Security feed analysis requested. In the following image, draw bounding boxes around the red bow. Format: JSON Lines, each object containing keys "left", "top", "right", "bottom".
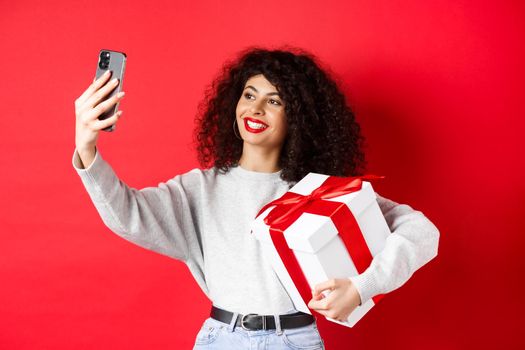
{"left": 258, "top": 175, "right": 384, "bottom": 226}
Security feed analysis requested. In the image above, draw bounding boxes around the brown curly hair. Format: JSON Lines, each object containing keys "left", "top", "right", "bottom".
{"left": 194, "top": 46, "right": 366, "bottom": 184}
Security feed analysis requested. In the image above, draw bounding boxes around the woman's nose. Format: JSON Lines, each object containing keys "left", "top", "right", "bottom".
{"left": 249, "top": 101, "right": 265, "bottom": 115}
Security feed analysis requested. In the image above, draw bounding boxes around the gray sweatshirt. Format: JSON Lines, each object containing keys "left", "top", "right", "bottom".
{"left": 72, "top": 148, "right": 439, "bottom": 315}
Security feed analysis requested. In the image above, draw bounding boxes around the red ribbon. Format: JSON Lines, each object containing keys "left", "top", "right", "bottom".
{"left": 255, "top": 174, "right": 385, "bottom": 320}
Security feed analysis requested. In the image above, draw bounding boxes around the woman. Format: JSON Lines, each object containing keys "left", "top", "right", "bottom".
{"left": 73, "top": 47, "right": 439, "bottom": 349}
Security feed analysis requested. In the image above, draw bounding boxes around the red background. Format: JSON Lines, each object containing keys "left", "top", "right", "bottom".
{"left": 1, "top": 0, "right": 523, "bottom": 349}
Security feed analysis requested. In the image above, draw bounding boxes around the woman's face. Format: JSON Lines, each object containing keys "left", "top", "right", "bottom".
{"left": 235, "top": 74, "right": 287, "bottom": 151}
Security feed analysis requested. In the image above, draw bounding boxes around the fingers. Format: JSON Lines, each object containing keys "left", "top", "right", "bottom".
{"left": 308, "top": 279, "right": 358, "bottom": 322}
{"left": 308, "top": 291, "right": 333, "bottom": 311}
{"left": 92, "top": 110, "right": 123, "bottom": 131}
{"left": 307, "top": 298, "right": 324, "bottom": 311}
{"left": 313, "top": 278, "right": 338, "bottom": 295}
{"left": 315, "top": 309, "right": 348, "bottom": 322}
{"left": 83, "top": 76, "right": 120, "bottom": 110}
{"left": 76, "top": 70, "right": 112, "bottom": 109}
{"left": 309, "top": 278, "right": 342, "bottom": 311}
{"left": 308, "top": 294, "right": 348, "bottom": 322}
{"left": 84, "top": 91, "right": 126, "bottom": 122}
{"left": 312, "top": 293, "right": 325, "bottom": 301}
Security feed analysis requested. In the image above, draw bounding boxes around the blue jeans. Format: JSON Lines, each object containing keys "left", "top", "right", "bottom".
{"left": 192, "top": 314, "right": 325, "bottom": 350}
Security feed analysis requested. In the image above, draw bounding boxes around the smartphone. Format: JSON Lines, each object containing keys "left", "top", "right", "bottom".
{"left": 94, "top": 49, "right": 127, "bottom": 132}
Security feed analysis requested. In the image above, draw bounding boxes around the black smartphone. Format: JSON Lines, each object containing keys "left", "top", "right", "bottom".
{"left": 95, "top": 49, "right": 127, "bottom": 132}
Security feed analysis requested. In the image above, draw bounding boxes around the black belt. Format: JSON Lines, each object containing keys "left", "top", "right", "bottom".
{"left": 211, "top": 305, "right": 314, "bottom": 331}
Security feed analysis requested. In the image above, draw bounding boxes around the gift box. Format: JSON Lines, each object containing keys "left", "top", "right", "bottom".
{"left": 251, "top": 173, "right": 391, "bottom": 327}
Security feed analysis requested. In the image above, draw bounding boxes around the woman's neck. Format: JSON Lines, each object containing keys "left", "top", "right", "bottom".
{"left": 238, "top": 143, "right": 282, "bottom": 173}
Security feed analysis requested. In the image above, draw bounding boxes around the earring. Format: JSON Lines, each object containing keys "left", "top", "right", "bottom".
{"left": 233, "top": 119, "right": 243, "bottom": 140}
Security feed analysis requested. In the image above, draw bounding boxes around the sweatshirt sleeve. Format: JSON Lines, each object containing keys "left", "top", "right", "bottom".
{"left": 348, "top": 193, "right": 440, "bottom": 304}
{"left": 72, "top": 147, "right": 198, "bottom": 262}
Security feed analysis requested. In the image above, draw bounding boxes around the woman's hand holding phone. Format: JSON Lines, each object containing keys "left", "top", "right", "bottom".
{"left": 74, "top": 70, "right": 125, "bottom": 168}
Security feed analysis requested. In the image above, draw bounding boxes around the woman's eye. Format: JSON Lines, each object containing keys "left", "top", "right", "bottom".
{"left": 269, "top": 99, "right": 282, "bottom": 106}
{"left": 244, "top": 93, "right": 254, "bottom": 100}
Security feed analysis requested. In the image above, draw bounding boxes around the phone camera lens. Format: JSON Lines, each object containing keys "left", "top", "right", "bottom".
{"left": 98, "top": 51, "right": 111, "bottom": 70}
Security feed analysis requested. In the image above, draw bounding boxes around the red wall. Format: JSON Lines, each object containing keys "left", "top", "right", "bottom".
{"left": 1, "top": 0, "right": 523, "bottom": 349}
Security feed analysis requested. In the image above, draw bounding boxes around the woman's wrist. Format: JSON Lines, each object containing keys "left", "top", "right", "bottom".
{"left": 76, "top": 145, "right": 96, "bottom": 169}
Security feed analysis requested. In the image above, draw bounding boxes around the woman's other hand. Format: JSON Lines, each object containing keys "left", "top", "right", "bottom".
{"left": 307, "top": 278, "right": 361, "bottom": 322}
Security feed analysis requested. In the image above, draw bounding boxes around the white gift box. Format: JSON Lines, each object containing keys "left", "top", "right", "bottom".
{"left": 251, "top": 173, "right": 391, "bottom": 327}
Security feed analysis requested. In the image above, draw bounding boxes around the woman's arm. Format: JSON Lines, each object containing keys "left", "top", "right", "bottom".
{"left": 348, "top": 194, "right": 440, "bottom": 303}
{"left": 308, "top": 193, "right": 440, "bottom": 321}
{"left": 73, "top": 147, "right": 199, "bottom": 262}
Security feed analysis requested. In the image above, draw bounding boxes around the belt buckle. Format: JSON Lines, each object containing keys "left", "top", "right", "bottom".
{"left": 240, "top": 313, "right": 259, "bottom": 331}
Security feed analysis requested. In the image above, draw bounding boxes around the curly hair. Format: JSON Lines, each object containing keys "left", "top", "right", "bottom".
{"left": 194, "top": 46, "right": 366, "bottom": 184}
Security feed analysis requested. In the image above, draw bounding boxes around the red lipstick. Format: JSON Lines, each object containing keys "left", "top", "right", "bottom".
{"left": 243, "top": 117, "right": 269, "bottom": 134}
